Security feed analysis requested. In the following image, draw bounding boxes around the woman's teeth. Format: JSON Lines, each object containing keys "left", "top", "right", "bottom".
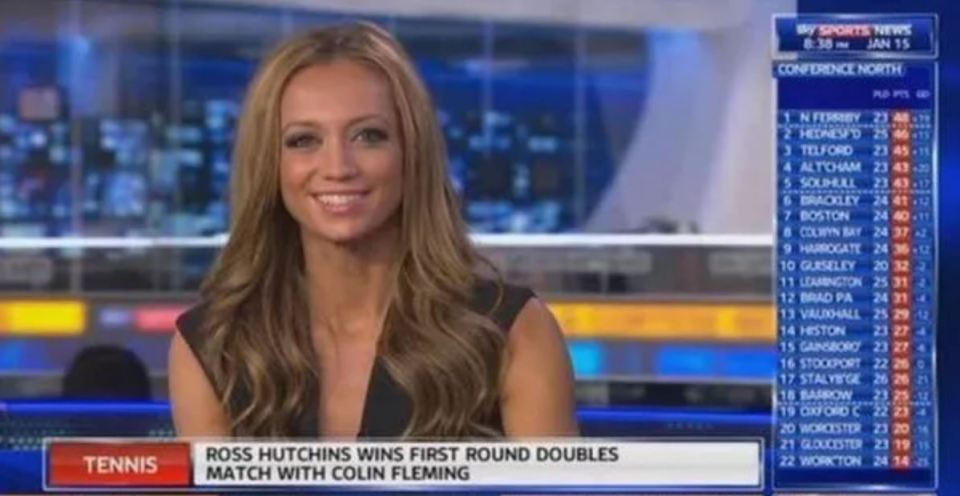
{"left": 313, "top": 193, "right": 364, "bottom": 207}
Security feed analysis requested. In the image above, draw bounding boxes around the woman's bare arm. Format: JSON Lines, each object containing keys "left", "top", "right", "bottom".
{"left": 500, "top": 298, "right": 579, "bottom": 437}
{"left": 168, "top": 331, "right": 230, "bottom": 437}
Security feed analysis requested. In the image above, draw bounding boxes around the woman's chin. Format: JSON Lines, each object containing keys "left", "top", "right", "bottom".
{"left": 303, "top": 221, "right": 377, "bottom": 246}
{"left": 298, "top": 210, "right": 400, "bottom": 248}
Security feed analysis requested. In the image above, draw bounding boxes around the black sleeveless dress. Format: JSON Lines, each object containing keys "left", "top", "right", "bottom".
{"left": 175, "top": 279, "right": 534, "bottom": 438}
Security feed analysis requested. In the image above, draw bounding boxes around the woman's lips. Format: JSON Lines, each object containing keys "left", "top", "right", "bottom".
{"left": 310, "top": 191, "right": 368, "bottom": 214}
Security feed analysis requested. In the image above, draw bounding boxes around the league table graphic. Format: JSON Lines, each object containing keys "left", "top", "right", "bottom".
{"left": 774, "top": 13, "right": 938, "bottom": 491}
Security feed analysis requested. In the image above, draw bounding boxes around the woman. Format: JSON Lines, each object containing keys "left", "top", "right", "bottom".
{"left": 169, "top": 22, "right": 578, "bottom": 439}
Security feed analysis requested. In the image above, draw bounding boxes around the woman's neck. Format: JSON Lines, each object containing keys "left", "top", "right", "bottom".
{"left": 301, "top": 224, "right": 400, "bottom": 339}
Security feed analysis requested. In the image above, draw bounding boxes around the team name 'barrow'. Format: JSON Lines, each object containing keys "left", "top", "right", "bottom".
{"left": 798, "top": 390, "right": 857, "bottom": 402}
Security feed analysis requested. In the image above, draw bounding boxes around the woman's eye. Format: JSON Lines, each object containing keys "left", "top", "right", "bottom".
{"left": 354, "top": 128, "right": 388, "bottom": 144}
{"left": 284, "top": 134, "right": 318, "bottom": 149}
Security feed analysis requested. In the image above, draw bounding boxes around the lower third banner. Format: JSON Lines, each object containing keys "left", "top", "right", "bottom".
{"left": 46, "top": 439, "right": 763, "bottom": 492}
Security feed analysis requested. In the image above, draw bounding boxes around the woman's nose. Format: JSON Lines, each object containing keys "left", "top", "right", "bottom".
{"left": 319, "top": 138, "right": 358, "bottom": 180}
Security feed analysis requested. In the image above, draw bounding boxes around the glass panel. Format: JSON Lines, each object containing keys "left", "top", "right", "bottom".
{"left": 173, "top": 3, "right": 284, "bottom": 289}
{"left": 582, "top": 29, "right": 649, "bottom": 223}
{"left": 0, "top": 0, "right": 74, "bottom": 291}
{"left": 0, "top": 0, "right": 73, "bottom": 236}
{"left": 394, "top": 18, "right": 484, "bottom": 200}
{"left": 487, "top": 24, "right": 576, "bottom": 232}
{"left": 76, "top": 0, "right": 171, "bottom": 290}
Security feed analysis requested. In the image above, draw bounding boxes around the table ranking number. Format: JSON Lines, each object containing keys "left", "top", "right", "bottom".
{"left": 773, "top": 15, "right": 937, "bottom": 491}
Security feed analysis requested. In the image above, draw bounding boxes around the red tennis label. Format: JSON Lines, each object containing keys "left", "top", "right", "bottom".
{"left": 47, "top": 441, "right": 191, "bottom": 487}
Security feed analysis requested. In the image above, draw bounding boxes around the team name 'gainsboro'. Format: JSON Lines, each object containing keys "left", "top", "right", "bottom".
{"left": 799, "top": 340, "right": 863, "bottom": 353}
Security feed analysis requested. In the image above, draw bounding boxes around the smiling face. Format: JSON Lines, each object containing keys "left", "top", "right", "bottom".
{"left": 279, "top": 59, "right": 404, "bottom": 245}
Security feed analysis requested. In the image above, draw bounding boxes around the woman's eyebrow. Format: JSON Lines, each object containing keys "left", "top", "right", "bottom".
{"left": 281, "top": 114, "right": 386, "bottom": 133}
{"left": 281, "top": 120, "right": 320, "bottom": 133}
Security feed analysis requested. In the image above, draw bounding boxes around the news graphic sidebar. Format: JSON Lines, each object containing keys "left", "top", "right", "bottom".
{"left": 773, "top": 14, "right": 937, "bottom": 492}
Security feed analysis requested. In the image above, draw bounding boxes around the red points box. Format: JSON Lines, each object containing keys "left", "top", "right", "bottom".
{"left": 47, "top": 441, "right": 191, "bottom": 487}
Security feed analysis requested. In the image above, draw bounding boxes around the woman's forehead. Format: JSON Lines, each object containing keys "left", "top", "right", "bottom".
{"left": 280, "top": 60, "right": 395, "bottom": 125}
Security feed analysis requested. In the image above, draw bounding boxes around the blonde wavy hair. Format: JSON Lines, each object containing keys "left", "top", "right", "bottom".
{"left": 197, "top": 22, "right": 505, "bottom": 438}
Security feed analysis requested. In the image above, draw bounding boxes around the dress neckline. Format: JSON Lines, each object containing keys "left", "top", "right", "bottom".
{"left": 297, "top": 357, "right": 380, "bottom": 438}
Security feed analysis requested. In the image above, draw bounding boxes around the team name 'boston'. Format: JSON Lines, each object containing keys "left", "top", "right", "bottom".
{"left": 799, "top": 210, "right": 851, "bottom": 222}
